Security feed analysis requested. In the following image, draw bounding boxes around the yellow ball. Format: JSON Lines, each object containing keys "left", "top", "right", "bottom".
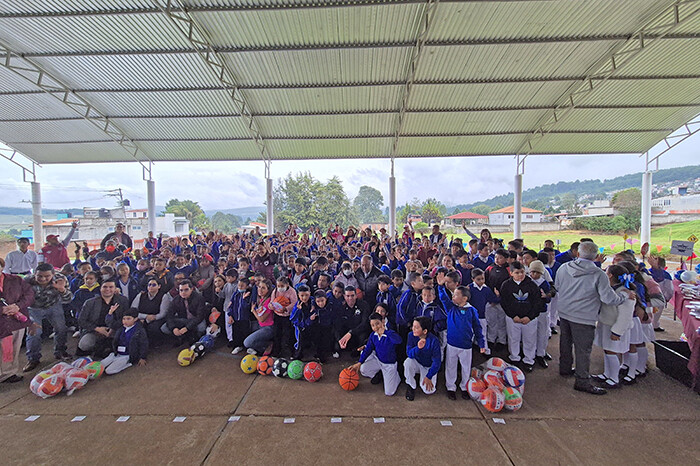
{"left": 178, "top": 348, "right": 195, "bottom": 367}
{"left": 240, "top": 354, "right": 259, "bottom": 374}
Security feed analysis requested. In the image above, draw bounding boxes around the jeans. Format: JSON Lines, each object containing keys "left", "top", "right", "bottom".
{"left": 26, "top": 302, "right": 67, "bottom": 362}
{"left": 244, "top": 324, "right": 275, "bottom": 354}
{"left": 559, "top": 318, "right": 596, "bottom": 384}
{"left": 161, "top": 319, "right": 206, "bottom": 337}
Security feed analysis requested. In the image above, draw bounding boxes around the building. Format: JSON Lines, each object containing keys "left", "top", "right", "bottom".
{"left": 651, "top": 191, "right": 700, "bottom": 224}
{"left": 239, "top": 222, "right": 268, "bottom": 234}
{"left": 442, "top": 211, "right": 488, "bottom": 227}
{"left": 407, "top": 214, "right": 422, "bottom": 224}
{"left": 581, "top": 200, "right": 617, "bottom": 217}
{"left": 488, "top": 206, "right": 543, "bottom": 225}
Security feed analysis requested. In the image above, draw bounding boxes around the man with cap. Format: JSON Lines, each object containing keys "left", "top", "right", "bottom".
{"left": 4, "top": 237, "right": 39, "bottom": 275}
{"left": 39, "top": 221, "right": 78, "bottom": 269}
{"left": 100, "top": 222, "right": 133, "bottom": 250}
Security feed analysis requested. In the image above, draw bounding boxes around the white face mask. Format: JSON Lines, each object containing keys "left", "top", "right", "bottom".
{"left": 238, "top": 288, "right": 247, "bottom": 293}
{"left": 102, "top": 274, "right": 111, "bottom": 281}
{"left": 277, "top": 286, "right": 288, "bottom": 293}
{"left": 343, "top": 269, "right": 352, "bottom": 276}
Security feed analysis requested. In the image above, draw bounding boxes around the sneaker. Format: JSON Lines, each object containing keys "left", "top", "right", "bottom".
{"left": 72, "top": 330, "right": 80, "bottom": 338}
{"left": 535, "top": 356, "right": 548, "bottom": 368}
{"left": 447, "top": 390, "right": 457, "bottom": 400}
{"left": 550, "top": 327, "right": 558, "bottom": 335}
{"left": 232, "top": 346, "right": 244, "bottom": 355}
{"left": 405, "top": 386, "right": 415, "bottom": 401}
{"left": 653, "top": 327, "right": 665, "bottom": 332}
{"left": 23, "top": 360, "right": 41, "bottom": 372}
{"left": 543, "top": 352, "right": 553, "bottom": 361}
{"left": 332, "top": 352, "right": 340, "bottom": 359}
{"left": 49, "top": 332, "right": 56, "bottom": 339}
{"left": 522, "top": 363, "right": 534, "bottom": 373}
{"left": 370, "top": 372, "right": 383, "bottom": 385}
{"left": 246, "top": 348, "right": 257, "bottom": 355}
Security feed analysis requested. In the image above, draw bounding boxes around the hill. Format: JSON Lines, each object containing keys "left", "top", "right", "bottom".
{"left": 204, "top": 206, "right": 265, "bottom": 222}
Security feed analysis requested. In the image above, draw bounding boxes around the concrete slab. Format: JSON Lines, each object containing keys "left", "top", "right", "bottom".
{"left": 1, "top": 349, "right": 255, "bottom": 416}
{"left": 0, "top": 414, "right": 224, "bottom": 465}
{"left": 235, "top": 361, "right": 483, "bottom": 418}
{"left": 206, "top": 416, "right": 510, "bottom": 465}
{"left": 491, "top": 419, "right": 700, "bottom": 465}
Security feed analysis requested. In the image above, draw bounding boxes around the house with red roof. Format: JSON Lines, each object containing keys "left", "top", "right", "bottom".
{"left": 488, "top": 206, "right": 543, "bottom": 225}
{"left": 442, "top": 211, "right": 488, "bottom": 227}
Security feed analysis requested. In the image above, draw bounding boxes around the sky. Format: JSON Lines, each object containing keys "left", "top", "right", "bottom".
{"left": 0, "top": 139, "right": 697, "bottom": 212}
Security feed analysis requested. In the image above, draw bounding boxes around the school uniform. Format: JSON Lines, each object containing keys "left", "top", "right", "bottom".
{"left": 102, "top": 321, "right": 148, "bottom": 375}
{"left": 404, "top": 333, "right": 441, "bottom": 394}
{"left": 484, "top": 264, "right": 510, "bottom": 345}
{"left": 396, "top": 286, "right": 420, "bottom": 367}
{"left": 471, "top": 255, "right": 494, "bottom": 272}
{"left": 499, "top": 277, "right": 543, "bottom": 366}
{"left": 438, "top": 286, "right": 485, "bottom": 392}
{"left": 376, "top": 289, "right": 397, "bottom": 324}
{"left": 414, "top": 300, "right": 447, "bottom": 355}
{"left": 468, "top": 282, "right": 499, "bottom": 356}
{"left": 312, "top": 302, "right": 336, "bottom": 360}
{"left": 531, "top": 277, "right": 552, "bottom": 358}
{"left": 358, "top": 329, "right": 402, "bottom": 396}
{"left": 227, "top": 288, "right": 252, "bottom": 348}
{"left": 290, "top": 300, "right": 315, "bottom": 358}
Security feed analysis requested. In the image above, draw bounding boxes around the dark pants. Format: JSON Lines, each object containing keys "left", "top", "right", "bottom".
{"left": 272, "top": 314, "right": 294, "bottom": 357}
{"left": 559, "top": 318, "right": 595, "bottom": 385}
{"left": 316, "top": 325, "right": 334, "bottom": 360}
{"left": 231, "top": 320, "right": 251, "bottom": 348}
{"left": 144, "top": 318, "right": 166, "bottom": 346}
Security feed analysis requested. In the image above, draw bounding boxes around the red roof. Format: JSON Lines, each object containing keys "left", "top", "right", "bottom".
{"left": 489, "top": 206, "right": 542, "bottom": 214}
{"left": 446, "top": 211, "right": 488, "bottom": 220}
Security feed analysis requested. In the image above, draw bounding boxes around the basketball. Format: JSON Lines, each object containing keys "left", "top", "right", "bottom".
{"left": 35, "top": 374, "right": 64, "bottom": 399}
{"left": 480, "top": 387, "right": 505, "bottom": 413}
{"left": 240, "top": 354, "right": 259, "bottom": 374}
{"left": 303, "top": 361, "right": 323, "bottom": 382}
{"left": 471, "top": 366, "right": 484, "bottom": 380}
{"left": 503, "top": 366, "right": 526, "bottom": 388}
{"left": 178, "top": 348, "right": 196, "bottom": 367}
{"left": 486, "top": 357, "right": 507, "bottom": 372}
{"left": 71, "top": 356, "right": 93, "bottom": 369}
{"left": 483, "top": 369, "right": 505, "bottom": 390}
{"left": 467, "top": 377, "right": 487, "bottom": 400}
{"left": 339, "top": 368, "right": 359, "bottom": 391}
{"left": 64, "top": 368, "right": 90, "bottom": 395}
{"left": 257, "top": 356, "right": 274, "bottom": 375}
{"left": 272, "top": 358, "right": 289, "bottom": 377}
{"left": 199, "top": 334, "right": 215, "bottom": 351}
{"left": 287, "top": 360, "right": 304, "bottom": 380}
{"left": 50, "top": 362, "right": 73, "bottom": 374}
{"left": 30, "top": 370, "right": 53, "bottom": 395}
{"left": 85, "top": 361, "right": 104, "bottom": 379}
{"left": 503, "top": 387, "right": 523, "bottom": 411}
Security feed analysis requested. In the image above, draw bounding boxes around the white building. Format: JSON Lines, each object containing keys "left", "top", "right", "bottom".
{"left": 581, "top": 199, "right": 617, "bottom": 217}
{"left": 488, "top": 206, "right": 543, "bottom": 225}
{"left": 652, "top": 192, "right": 700, "bottom": 214}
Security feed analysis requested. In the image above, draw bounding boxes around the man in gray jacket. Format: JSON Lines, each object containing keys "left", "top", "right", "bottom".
{"left": 554, "top": 241, "right": 631, "bottom": 395}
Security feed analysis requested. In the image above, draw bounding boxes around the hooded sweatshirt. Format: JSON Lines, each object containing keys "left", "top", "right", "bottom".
{"left": 554, "top": 258, "right": 627, "bottom": 326}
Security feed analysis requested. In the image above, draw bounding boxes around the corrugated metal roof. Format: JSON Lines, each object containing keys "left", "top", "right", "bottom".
{"left": 0, "top": 0, "right": 697, "bottom": 163}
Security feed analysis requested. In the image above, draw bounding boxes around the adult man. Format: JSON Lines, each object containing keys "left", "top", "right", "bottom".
{"left": 429, "top": 224, "right": 445, "bottom": 246}
{"left": 337, "top": 286, "right": 371, "bottom": 354}
{"left": 23, "top": 264, "right": 73, "bottom": 371}
{"left": 77, "top": 281, "right": 129, "bottom": 356}
{"left": 4, "top": 237, "right": 39, "bottom": 275}
{"left": 39, "top": 221, "right": 78, "bottom": 269}
{"left": 100, "top": 222, "right": 133, "bottom": 250}
{"left": 162, "top": 279, "right": 207, "bottom": 344}
{"left": 0, "top": 258, "right": 34, "bottom": 383}
{"left": 354, "top": 254, "right": 382, "bottom": 308}
{"left": 555, "top": 241, "right": 632, "bottom": 395}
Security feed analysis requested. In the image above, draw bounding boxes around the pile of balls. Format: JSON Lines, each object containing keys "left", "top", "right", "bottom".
{"left": 240, "top": 355, "right": 323, "bottom": 383}
{"left": 467, "top": 357, "right": 525, "bottom": 413}
{"left": 177, "top": 334, "right": 215, "bottom": 367}
{"left": 30, "top": 357, "right": 103, "bottom": 399}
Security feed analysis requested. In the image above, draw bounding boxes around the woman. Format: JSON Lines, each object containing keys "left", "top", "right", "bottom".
{"left": 243, "top": 278, "right": 275, "bottom": 356}
{"left": 132, "top": 278, "right": 166, "bottom": 344}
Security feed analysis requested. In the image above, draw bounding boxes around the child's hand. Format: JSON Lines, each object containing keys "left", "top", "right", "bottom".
{"left": 513, "top": 316, "right": 521, "bottom": 324}
{"left": 520, "top": 317, "right": 530, "bottom": 324}
{"left": 610, "top": 334, "right": 620, "bottom": 341}
{"left": 423, "top": 377, "right": 434, "bottom": 392}
{"left": 494, "top": 289, "right": 500, "bottom": 297}
{"left": 138, "top": 359, "right": 147, "bottom": 367}
{"left": 310, "top": 313, "right": 317, "bottom": 320}
{"left": 356, "top": 345, "right": 365, "bottom": 353}
{"left": 417, "top": 339, "right": 426, "bottom": 349}
{"left": 348, "top": 363, "right": 361, "bottom": 373}
{"left": 541, "top": 290, "right": 547, "bottom": 298}
{"left": 480, "top": 347, "right": 487, "bottom": 354}
{"left": 228, "top": 316, "right": 233, "bottom": 325}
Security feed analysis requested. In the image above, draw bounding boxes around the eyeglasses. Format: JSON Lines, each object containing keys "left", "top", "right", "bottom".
{"left": 147, "top": 283, "right": 159, "bottom": 287}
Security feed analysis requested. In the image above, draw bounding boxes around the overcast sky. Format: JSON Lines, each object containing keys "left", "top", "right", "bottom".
{"left": 0, "top": 138, "right": 696, "bottom": 212}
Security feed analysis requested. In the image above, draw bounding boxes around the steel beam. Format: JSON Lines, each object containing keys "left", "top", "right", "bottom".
{"left": 515, "top": 0, "right": 700, "bottom": 162}
{"left": 0, "top": 145, "right": 39, "bottom": 182}
{"left": 643, "top": 113, "right": 700, "bottom": 169}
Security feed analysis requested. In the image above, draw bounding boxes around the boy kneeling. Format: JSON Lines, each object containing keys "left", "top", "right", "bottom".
{"left": 404, "top": 316, "right": 442, "bottom": 401}
{"left": 348, "top": 312, "right": 402, "bottom": 396}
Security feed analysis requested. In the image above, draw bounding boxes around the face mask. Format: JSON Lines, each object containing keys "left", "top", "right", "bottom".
{"left": 106, "top": 245, "right": 116, "bottom": 253}
{"left": 238, "top": 288, "right": 247, "bottom": 293}
{"left": 102, "top": 274, "right": 111, "bottom": 280}
{"left": 277, "top": 287, "right": 288, "bottom": 293}
{"left": 137, "top": 265, "right": 148, "bottom": 272}
{"left": 343, "top": 269, "right": 352, "bottom": 276}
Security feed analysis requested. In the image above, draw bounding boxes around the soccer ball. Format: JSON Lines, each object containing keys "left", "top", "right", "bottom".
{"left": 240, "top": 354, "right": 259, "bottom": 374}
{"left": 503, "top": 366, "right": 525, "bottom": 388}
{"left": 71, "top": 357, "right": 93, "bottom": 369}
{"left": 471, "top": 366, "right": 484, "bottom": 381}
{"left": 30, "top": 370, "right": 53, "bottom": 395}
{"left": 50, "top": 362, "right": 73, "bottom": 375}
{"left": 198, "top": 334, "right": 215, "bottom": 351}
{"left": 480, "top": 387, "right": 505, "bottom": 413}
{"left": 287, "top": 360, "right": 304, "bottom": 380}
{"left": 272, "top": 358, "right": 289, "bottom": 378}
{"left": 257, "top": 356, "right": 274, "bottom": 375}
{"left": 486, "top": 357, "right": 507, "bottom": 372}
{"left": 85, "top": 361, "right": 104, "bottom": 379}
{"left": 303, "top": 362, "right": 323, "bottom": 382}
{"left": 178, "top": 348, "right": 196, "bottom": 367}
{"left": 35, "top": 374, "right": 64, "bottom": 399}
{"left": 192, "top": 343, "right": 206, "bottom": 359}
{"left": 64, "top": 368, "right": 90, "bottom": 395}
{"left": 467, "top": 377, "right": 487, "bottom": 400}
{"left": 483, "top": 369, "right": 505, "bottom": 390}
{"left": 503, "top": 387, "right": 523, "bottom": 411}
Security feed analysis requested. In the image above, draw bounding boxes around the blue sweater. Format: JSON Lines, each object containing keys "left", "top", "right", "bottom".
{"left": 406, "top": 333, "right": 442, "bottom": 379}
{"left": 376, "top": 290, "right": 397, "bottom": 320}
{"left": 227, "top": 289, "right": 252, "bottom": 321}
{"left": 471, "top": 255, "right": 494, "bottom": 271}
{"left": 397, "top": 287, "right": 420, "bottom": 327}
{"left": 468, "top": 283, "right": 499, "bottom": 319}
{"left": 359, "top": 329, "right": 402, "bottom": 364}
{"left": 414, "top": 300, "right": 447, "bottom": 333}
{"left": 438, "top": 285, "right": 485, "bottom": 350}
{"left": 290, "top": 300, "right": 314, "bottom": 330}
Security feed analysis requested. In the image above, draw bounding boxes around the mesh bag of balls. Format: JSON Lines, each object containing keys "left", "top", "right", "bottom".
{"left": 30, "top": 357, "right": 103, "bottom": 399}
{"left": 467, "top": 357, "right": 525, "bottom": 413}
{"left": 239, "top": 355, "right": 323, "bottom": 383}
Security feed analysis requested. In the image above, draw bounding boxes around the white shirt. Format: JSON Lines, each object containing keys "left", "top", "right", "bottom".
{"left": 4, "top": 249, "right": 39, "bottom": 274}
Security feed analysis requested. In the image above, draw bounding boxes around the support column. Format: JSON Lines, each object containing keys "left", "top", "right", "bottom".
{"left": 31, "top": 181, "right": 43, "bottom": 248}
{"left": 640, "top": 170, "right": 653, "bottom": 245}
{"left": 513, "top": 173, "right": 523, "bottom": 240}
{"left": 389, "top": 158, "right": 396, "bottom": 236}
{"left": 147, "top": 179, "right": 156, "bottom": 235}
{"left": 266, "top": 178, "right": 274, "bottom": 235}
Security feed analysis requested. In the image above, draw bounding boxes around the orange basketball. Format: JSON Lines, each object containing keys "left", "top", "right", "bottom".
{"left": 339, "top": 368, "right": 359, "bottom": 391}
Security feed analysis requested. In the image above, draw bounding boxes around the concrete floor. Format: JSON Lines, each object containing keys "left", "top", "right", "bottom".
{"left": 1, "top": 308, "right": 698, "bottom": 465}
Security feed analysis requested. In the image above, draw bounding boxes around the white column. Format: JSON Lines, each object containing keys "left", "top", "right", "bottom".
{"left": 513, "top": 173, "right": 523, "bottom": 239}
{"left": 31, "top": 181, "right": 43, "bottom": 249}
{"left": 640, "top": 170, "right": 653, "bottom": 245}
{"left": 266, "top": 178, "right": 274, "bottom": 234}
{"left": 147, "top": 179, "right": 156, "bottom": 235}
{"left": 389, "top": 175, "right": 396, "bottom": 236}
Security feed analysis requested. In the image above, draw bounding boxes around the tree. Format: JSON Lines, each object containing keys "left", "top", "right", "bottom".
{"left": 470, "top": 204, "right": 494, "bottom": 217}
{"left": 164, "top": 199, "right": 206, "bottom": 230}
{"left": 397, "top": 198, "right": 422, "bottom": 223}
{"left": 211, "top": 212, "right": 242, "bottom": 233}
{"left": 612, "top": 187, "right": 642, "bottom": 231}
{"left": 421, "top": 198, "right": 446, "bottom": 225}
{"left": 353, "top": 186, "right": 385, "bottom": 223}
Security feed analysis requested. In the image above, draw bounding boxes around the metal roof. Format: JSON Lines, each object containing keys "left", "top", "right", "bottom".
{"left": 0, "top": 0, "right": 698, "bottom": 164}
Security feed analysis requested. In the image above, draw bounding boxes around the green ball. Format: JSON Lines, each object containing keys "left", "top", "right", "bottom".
{"left": 287, "top": 360, "right": 304, "bottom": 380}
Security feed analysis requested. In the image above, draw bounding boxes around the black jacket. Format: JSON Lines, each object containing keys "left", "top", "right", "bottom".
{"left": 499, "top": 276, "right": 543, "bottom": 321}
{"left": 79, "top": 294, "right": 130, "bottom": 332}
{"left": 167, "top": 289, "right": 208, "bottom": 331}
{"left": 112, "top": 321, "right": 149, "bottom": 363}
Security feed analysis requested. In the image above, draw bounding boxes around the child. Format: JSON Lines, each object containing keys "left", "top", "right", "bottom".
{"left": 228, "top": 277, "right": 252, "bottom": 355}
{"left": 311, "top": 290, "right": 336, "bottom": 362}
{"left": 454, "top": 250, "right": 473, "bottom": 286}
{"left": 219, "top": 269, "right": 239, "bottom": 346}
{"left": 471, "top": 243, "right": 494, "bottom": 271}
{"left": 396, "top": 272, "right": 424, "bottom": 370}
{"left": 592, "top": 264, "right": 635, "bottom": 389}
{"left": 116, "top": 263, "right": 139, "bottom": 305}
{"left": 348, "top": 312, "right": 402, "bottom": 396}
{"left": 376, "top": 275, "right": 397, "bottom": 324}
{"left": 648, "top": 256, "right": 673, "bottom": 332}
{"left": 468, "top": 268, "right": 499, "bottom": 356}
{"left": 415, "top": 286, "right": 447, "bottom": 355}
{"left": 484, "top": 249, "right": 510, "bottom": 350}
{"left": 499, "top": 262, "right": 543, "bottom": 372}
{"left": 290, "top": 285, "right": 314, "bottom": 360}
{"left": 101, "top": 308, "right": 148, "bottom": 375}
{"left": 404, "top": 316, "right": 442, "bottom": 401}
{"left": 389, "top": 269, "right": 407, "bottom": 300}
{"left": 436, "top": 276, "right": 486, "bottom": 400}
{"left": 528, "top": 260, "right": 552, "bottom": 368}
{"left": 270, "top": 276, "right": 298, "bottom": 357}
